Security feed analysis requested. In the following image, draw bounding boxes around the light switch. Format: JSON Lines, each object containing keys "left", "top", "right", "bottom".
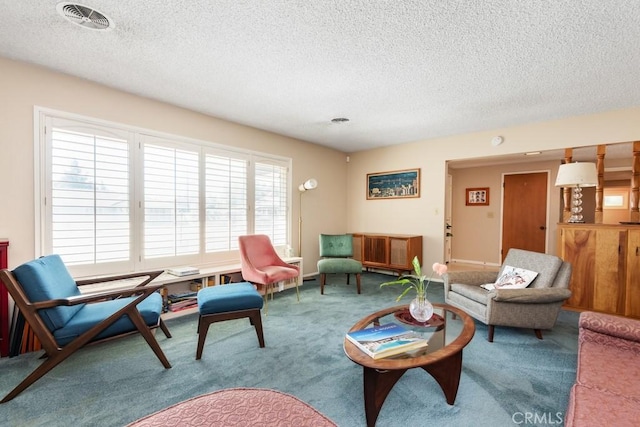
{"left": 487, "top": 212, "right": 494, "bottom": 219}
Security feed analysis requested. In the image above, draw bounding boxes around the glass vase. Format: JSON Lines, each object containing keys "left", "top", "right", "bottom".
{"left": 409, "top": 293, "right": 433, "bottom": 323}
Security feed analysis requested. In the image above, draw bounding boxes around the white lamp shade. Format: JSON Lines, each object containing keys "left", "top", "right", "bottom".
{"left": 555, "top": 162, "right": 598, "bottom": 188}
{"left": 298, "top": 178, "right": 318, "bottom": 192}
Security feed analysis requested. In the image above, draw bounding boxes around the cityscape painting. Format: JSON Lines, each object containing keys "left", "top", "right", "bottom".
{"left": 366, "top": 168, "right": 420, "bottom": 200}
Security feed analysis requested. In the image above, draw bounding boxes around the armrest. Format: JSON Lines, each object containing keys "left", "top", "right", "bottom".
{"left": 579, "top": 311, "right": 640, "bottom": 344}
{"left": 491, "top": 287, "right": 571, "bottom": 304}
{"left": 76, "top": 270, "right": 163, "bottom": 287}
{"left": 443, "top": 271, "right": 499, "bottom": 288}
{"left": 32, "top": 282, "right": 164, "bottom": 309}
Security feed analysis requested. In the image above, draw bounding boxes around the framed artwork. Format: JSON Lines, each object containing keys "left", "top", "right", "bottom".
{"left": 466, "top": 187, "right": 489, "bottom": 206}
{"left": 366, "top": 168, "right": 420, "bottom": 200}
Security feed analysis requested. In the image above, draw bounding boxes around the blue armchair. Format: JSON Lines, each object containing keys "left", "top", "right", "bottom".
{"left": 0, "top": 255, "right": 172, "bottom": 402}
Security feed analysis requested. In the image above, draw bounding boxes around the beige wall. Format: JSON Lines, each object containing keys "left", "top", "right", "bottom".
{"left": 0, "top": 57, "right": 347, "bottom": 274}
{"left": 3, "top": 56, "right": 640, "bottom": 275}
{"left": 347, "top": 108, "right": 640, "bottom": 268}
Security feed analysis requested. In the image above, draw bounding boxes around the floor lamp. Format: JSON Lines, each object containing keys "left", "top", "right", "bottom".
{"left": 555, "top": 162, "right": 598, "bottom": 223}
{"left": 298, "top": 178, "right": 318, "bottom": 257}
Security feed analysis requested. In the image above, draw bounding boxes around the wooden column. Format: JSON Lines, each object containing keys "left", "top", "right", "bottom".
{"left": 631, "top": 141, "right": 640, "bottom": 223}
{"left": 595, "top": 145, "right": 605, "bottom": 224}
{"left": 561, "top": 149, "right": 573, "bottom": 223}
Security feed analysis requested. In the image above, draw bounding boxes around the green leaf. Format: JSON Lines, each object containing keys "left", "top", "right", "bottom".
{"left": 412, "top": 256, "right": 421, "bottom": 276}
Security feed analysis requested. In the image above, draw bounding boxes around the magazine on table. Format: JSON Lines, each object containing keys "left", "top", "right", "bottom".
{"left": 345, "top": 323, "right": 428, "bottom": 359}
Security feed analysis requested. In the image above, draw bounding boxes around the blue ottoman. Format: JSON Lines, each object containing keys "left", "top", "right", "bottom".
{"left": 196, "top": 282, "right": 265, "bottom": 360}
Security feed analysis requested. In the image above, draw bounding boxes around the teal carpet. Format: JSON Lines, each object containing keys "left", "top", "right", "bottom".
{"left": 0, "top": 273, "right": 579, "bottom": 426}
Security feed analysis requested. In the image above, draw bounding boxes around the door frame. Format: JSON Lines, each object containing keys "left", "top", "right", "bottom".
{"left": 499, "top": 169, "right": 552, "bottom": 260}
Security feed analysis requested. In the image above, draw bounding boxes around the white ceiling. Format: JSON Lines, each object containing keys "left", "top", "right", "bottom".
{"left": 1, "top": 1, "right": 639, "bottom": 153}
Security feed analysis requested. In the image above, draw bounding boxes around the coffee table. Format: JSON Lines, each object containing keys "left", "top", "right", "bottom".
{"left": 343, "top": 303, "right": 475, "bottom": 427}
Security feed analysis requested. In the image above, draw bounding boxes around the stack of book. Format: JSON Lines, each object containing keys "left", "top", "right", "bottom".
{"left": 166, "top": 291, "right": 198, "bottom": 312}
{"left": 345, "top": 323, "right": 428, "bottom": 359}
{"left": 167, "top": 266, "right": 200, "bottom": 277}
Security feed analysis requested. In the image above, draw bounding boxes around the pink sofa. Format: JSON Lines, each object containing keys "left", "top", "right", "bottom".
{"left": 565, "top": 311, "right": 640, "bottom": 427}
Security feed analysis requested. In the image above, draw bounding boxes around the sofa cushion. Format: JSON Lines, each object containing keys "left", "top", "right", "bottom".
{"left": 317, "top": 258, "right": 362, "bottom": 274}
{"left": 577, "top": 329, "right": 640, "bottom": 402}
{"left": 319, "top": 234, "right": 354, "bottom": 257}
{"left": 53, "top": 292, "right": 163, "bottom": 347}
{"left": 450, "top": 283, "right": 489, "bottom": 305}
{"left": 566, "top": 383, "right": 640, "bottom": 427}
{"left": 13, "top": 254, "right": 84, "bottom": 332}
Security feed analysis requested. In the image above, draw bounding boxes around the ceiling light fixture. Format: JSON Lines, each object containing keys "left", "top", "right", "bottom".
{"left": 331, "top": 118, "right": 349, "bottom": 123}
{"left": 56, "top": 2, "right": 115, "bottom": 31}
{"left": 524, "top": 151, "right": 542, "bottom": 156}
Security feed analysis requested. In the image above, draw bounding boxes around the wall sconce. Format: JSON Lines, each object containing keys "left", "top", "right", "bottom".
{"left": 298, "top": 178, "right": 318, "bottom": 256}
{"left": 555, "top": 162, "right": 598, "bottom": 223}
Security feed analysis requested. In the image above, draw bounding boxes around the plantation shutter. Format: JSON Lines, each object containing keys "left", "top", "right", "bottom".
{"left": 143, "top": 142, "right": 200, "bottom": 259}
{"left": 255, "top": 160, "right": 288, "bottom": 246}
{"left": 49, "top": 126, "right": 131, "bottom": 266}
{"left": 205, "top": 153, "right": 248, "bottom": 252}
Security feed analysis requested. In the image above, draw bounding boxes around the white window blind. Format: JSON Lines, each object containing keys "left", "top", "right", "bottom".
{"left": 49, "top": 127, "right": 131, "bottom": 266}
{"left": 38, "top": 109, "right": 292, "bottom": 276}
{"left": 255, "top": 161, "right": 288, "bottom": 246}
{"left": 143, "top": 143, "right": 200, "bottom": 259}
{"left": 205, "top": 153, "right": 248, "bottom": 252}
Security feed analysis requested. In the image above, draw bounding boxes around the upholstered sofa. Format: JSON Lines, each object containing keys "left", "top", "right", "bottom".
{"left": 565, "top": 311, "right": 640, "bottom": 426}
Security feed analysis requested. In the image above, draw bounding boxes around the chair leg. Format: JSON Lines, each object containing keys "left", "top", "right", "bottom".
{"left": 159, "top": 318, "right": 172, "bottom": 338}
{"left": 263, "top": 285, "right": 269, "bottom": 315}
{"left": 534, "top": 329, "right": 543, "bottom": 340}
{"left": 320, "top": 273, "right": 326, "bottom": 294}
{"left": 488, "top": 325, "right": 495, "bottom": 342}
{"left": 1, "top": 350, "right": 69, "bottom": 403}
{"left": 196, "top": 316, "right": 211, "bottom": 360}
{"left": 356, "top": 273, "right": 361, "bottom": 294}
{"left": 295, "top": 279, "right": 300, "bottom": 302}
{"left": 128, "top": 310, "right": 172, "bottom": 369}
{"left": 249, "top": 310, "right": 265, "bottom": 348}
{"left": 346, "top": 274, "right": 351, "bottom": 285}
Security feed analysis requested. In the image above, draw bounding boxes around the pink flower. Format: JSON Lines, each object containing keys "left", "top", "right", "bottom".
{"left": 432, "top": 262, "right": 448, "bottom": 276}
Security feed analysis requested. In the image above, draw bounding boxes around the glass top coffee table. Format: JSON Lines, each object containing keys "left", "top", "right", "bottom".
{"left": 343, "top": 303, "right": 475, "bottom": 427}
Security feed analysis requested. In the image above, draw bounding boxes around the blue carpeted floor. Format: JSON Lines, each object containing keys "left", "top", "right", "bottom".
{"left": 0, "top": 272, "right": 579, "bottom": 426}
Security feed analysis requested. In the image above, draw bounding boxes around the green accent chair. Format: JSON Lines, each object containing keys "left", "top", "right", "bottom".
{"left": 317, "top": 234, "right": 363, "bottom": 294}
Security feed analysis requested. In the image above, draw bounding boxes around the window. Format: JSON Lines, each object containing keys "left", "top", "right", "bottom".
{"left": 38, "top": 110, "right": 291, "bottom": 276}
{"left": 205, "top": 152, "right": 248, "bottom": 252}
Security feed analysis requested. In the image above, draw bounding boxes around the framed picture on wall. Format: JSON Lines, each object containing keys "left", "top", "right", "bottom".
{"left": 366, "top": 168, "right": 420, "bottom": 200}
{"left": 466, "top": 187, "right": 489, "bottom": 206}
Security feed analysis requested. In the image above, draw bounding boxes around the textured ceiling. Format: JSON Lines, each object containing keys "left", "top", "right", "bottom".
{"left": 1, "top": 1, "right": 639, "bottom": 153}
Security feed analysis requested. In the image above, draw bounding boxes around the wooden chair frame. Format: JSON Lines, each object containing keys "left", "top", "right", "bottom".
{"left": 0, "top": 269, "right": 172, "bottom": 403}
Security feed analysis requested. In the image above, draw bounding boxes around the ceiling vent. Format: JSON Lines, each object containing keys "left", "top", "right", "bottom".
{"left": 56, "top": 2, "right": 114, "bottom": 31}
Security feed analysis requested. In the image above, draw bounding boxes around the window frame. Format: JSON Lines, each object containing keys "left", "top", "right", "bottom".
{"left": 35, "top": 107, "right": 293, "bottom": 277}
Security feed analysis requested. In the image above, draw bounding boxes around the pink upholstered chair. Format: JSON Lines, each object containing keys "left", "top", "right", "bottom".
{"left": 238, "top": 234, "right": 300, "bottom": 313}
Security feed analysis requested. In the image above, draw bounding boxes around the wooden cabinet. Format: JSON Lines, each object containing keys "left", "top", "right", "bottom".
{"left": 558, "top": 224, "right": 640, "bottom": 318}
{"left": 351, "top": 233, "right": 422, "bottom": 274}
{"left": 626, "top": 229, "right": 640, "bottom": 318}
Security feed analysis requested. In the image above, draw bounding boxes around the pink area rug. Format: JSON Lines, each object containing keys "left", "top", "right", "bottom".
{"left": 126, "top": 387, "right": 337, "bottom": 427}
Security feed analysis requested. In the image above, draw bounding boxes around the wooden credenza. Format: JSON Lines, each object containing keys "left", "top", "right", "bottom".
{"left": 557, "top": 223, "right": 640, "bottom": 318}
{"left": 351, "top": 233, "right": 422, "bottom": 275}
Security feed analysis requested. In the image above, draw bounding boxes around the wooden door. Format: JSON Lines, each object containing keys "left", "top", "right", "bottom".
{"left": 501, "top": 172, "right": 548, "bottom": 261}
